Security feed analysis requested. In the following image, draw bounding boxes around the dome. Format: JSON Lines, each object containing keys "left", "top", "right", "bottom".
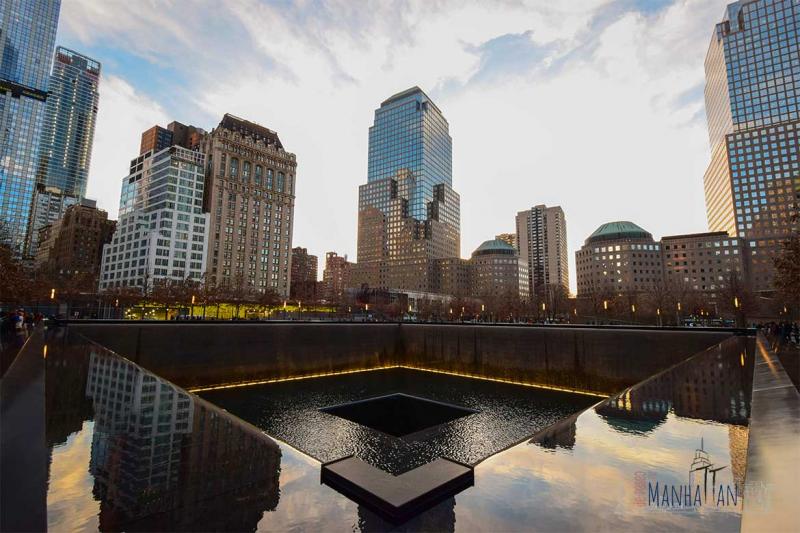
{"left": 585, "top": 221, "right": 652, "bottom": 245}
{"left": 472, "top": 238, "right": 517, "bottom": 257}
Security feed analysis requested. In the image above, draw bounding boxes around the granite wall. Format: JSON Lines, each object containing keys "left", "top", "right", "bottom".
{"left": 71, "top": 322, "right": 734, "bottom": 393}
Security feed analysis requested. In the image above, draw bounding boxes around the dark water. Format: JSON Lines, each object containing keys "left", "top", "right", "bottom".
{"left": 9, "top": 328, "right": 755, "bottom": 532}
{"left": 200, "top": 368, "right": 597, "bottom": 474}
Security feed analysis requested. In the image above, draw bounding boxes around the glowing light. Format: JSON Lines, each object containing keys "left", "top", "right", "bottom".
{"left": 50, "top": 288, "right": 56, "bottom": 300}
{"left": 734, "top": 296, "right": 740, "bottom": 309}
{"left": 740, "top": 353, "right": 745, "bottom": 367}
{"left": 43, "top": 345, "right": 48, "bottom": 359}
{"left": 631, "top": 304, "right": 636, "bottom": 313}
{"left": 677, "top": 302, "right": 681, "bottom": 311}
{"left": 603, "top": 300, "right": 608, "bottom": 310}
{"left": 189, "top": 364, "right": 608, "bottom": 398}
{"left": 188, "top": 365, "right": 399, "bottom": 392}
{"left": 191, "top": 295, "right": 196, "bottom": 304}
{"left": 656, "top": 308, "right": 661, "bottom": 315}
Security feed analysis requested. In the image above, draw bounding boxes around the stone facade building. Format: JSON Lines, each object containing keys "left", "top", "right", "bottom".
{"left": 660, "top": 231, "right": 748, "bottom": 295}
{"left": 470, "top": 239, "right": 529, "bottom": 301}
{"left": 36, "top": 199, "right": 115, "bottom": 277}
{"left": 201, "top": 114, "right": 296, "bottom": 297}
{"left": 575, "top": 221, "right": 663, "bottom": 296}
{"left": 322, "top": 252, "right": 352, "bottom": 303}
{"left": 290, "top": 247, "right": 318, "bottom": 302}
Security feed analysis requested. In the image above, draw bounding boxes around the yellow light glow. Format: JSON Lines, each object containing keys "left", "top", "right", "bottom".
{"left": 43, "top": 345, "right": 48, "bottom": 359}
{"left": 191, "top": 295, "right": 196, "bottom": 304}
{"left": 50, "top": 288, "right": 56, "bottom": 300}
{"left": 603, "top": 300, "right": 608, "bottom": 310}
{"left": 188, "top": 364, "right": 608, "bottom": 398}
{"left": 631, "top": 304, "right": 635, "bottom": 313}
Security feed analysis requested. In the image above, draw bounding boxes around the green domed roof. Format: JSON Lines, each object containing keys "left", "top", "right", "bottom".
{"left": 585, "top": 221, "right": 652, "bottom": 245}
{"left": 472, "top": 238, "right": 517, "bottom": 256}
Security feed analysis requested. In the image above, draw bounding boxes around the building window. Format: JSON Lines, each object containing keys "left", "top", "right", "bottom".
{"left": 230, "top": 158, "right": 239, "bottom": 178}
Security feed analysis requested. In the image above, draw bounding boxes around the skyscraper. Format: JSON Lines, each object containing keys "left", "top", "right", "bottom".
{"left": 703, "top": 0, "right": 799, "bottom": 293}
{"left": 0, "top": 0, "right": 61, "bottom": 254}
{"left": 27, "top": 47, "right": 101, "bottom": 257}
{"left": 99, "top": 145, "right": 209, "bottom": 291}
{"left": 201, "top": 114, "right": 296, "bottom": 297}
{"left": 516, "top": 205, "right": 569, "bottom": 295}
{"left": 355, "top": 87, "right": 460, "bottom": 294}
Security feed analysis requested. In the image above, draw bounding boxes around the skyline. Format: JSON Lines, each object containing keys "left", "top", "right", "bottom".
{"left": 57, "top": 0, "right": 730, "bottom": 291}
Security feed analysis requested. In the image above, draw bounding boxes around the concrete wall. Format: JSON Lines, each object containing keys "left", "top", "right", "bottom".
{"left": 71, "top": 322, "right": 733, "bottom": 393}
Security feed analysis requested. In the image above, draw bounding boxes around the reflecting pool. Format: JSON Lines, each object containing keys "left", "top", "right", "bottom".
{"left": 200, "top": 367, "right": 597, "bottom": 474}
{"left": 14, "top": 328, "right": 755, "bottom": 531}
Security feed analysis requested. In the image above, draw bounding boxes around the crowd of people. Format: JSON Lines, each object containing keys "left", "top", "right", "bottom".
{"left": 760, "top": 321, "right": 800, "bottom": 349}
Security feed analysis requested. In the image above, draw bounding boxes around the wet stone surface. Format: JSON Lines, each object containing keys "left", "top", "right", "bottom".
{"left": 200, "top": 368, "right": 597, "bottom": 474}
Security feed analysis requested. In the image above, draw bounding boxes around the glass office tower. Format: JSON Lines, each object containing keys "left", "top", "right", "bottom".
{"left": 356, "top": 87, "right": 460, "bottom": 293}
{"left": 0, "top": 0, "right": 61, "bottom": 255}
{"left": 26, "top": 47, "right": 101, "bottom": 257}
{"left": 367, "top": 86, "right": 453, "bottom": 220}
{"left": 703, "top": 0, "right": 799, "bottom": 293}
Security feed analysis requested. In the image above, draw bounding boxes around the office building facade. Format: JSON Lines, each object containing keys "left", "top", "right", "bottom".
{"left": 661, "top": 231, "right": 748, "bottom": 295}
{"left": 27, "top": 47, "right": 101, "bottom": 257}
{"left": 516, "top": 205, "right": 569, "bottom": 295}
{"left": 36, "top": 199, "right": 114, "bottom": 277}
{"left": 322, "top": 251, "right": 351, "bottom": 303}
{"left": 703, "top": 0, "right": 799, "bottom": 293}
{"left": 0, "top": 0, "right": 61, "bottom": 254}
{"left": 575, "top": 221, "right": 663, "bottom": 296}
{"left": 99, "top": 145, "right": 209, "bottom": 291}
{"left": 470, "top": 239, "right": 529, "bottom": 301}
{"left": 355, "top": 87, "right": 460, "bottom": 294}
{"left": 201, "top": 114, "right": 296, "bottom": 297}
{"left": 290, "top": 247, "right": 318, "bottom": 301}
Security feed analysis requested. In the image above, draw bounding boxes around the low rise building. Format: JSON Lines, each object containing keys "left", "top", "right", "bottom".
{"left": 36, "top": 199, "right": 115, "bottom": 277}
{"left": 575, "top": 221, "right": 662, "bottom": 296}
{"left": 470, "top": 239, "right": 529, "bottom": 301}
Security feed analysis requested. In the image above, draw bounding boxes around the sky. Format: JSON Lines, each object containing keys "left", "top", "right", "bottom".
{"left": 56, "top": 0, "right": 728, "bottom": 291}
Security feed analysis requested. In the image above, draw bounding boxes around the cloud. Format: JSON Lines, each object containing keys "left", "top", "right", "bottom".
{"left": 59, "top": 0, "right": 726, "bottom": 289}
{"left": 84, "top": 75, "right": 169, "bottom": 218}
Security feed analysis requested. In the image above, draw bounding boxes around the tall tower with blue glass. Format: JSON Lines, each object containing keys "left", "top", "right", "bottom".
{"left": 26, "top": 47, "right": 101, "bottom": 257}
{"left": 703, "top": 0, "right": 799, "bottom": 293}
{"left": 0, "top": 0, "right": 61, "bottom": 255}
{"left": 357, "top": 87, "right": 461, "bottom": 293}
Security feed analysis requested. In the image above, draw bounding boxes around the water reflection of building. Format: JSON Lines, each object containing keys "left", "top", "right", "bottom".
{"left": 85, "top": 350, "right": 281, "bottom": 530}
{"left": 594, "top": 339, "right": 752, "bottom": 433}
{"left": 532, "top": 411, "right": 579, "bottom": 450}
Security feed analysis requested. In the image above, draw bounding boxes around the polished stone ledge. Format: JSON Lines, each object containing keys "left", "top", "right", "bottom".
{"left": 741, "top": 334, "right": 800, "bottom": 533}
{"left": 321, "top": 455, "right": 474, "bottom": 523}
